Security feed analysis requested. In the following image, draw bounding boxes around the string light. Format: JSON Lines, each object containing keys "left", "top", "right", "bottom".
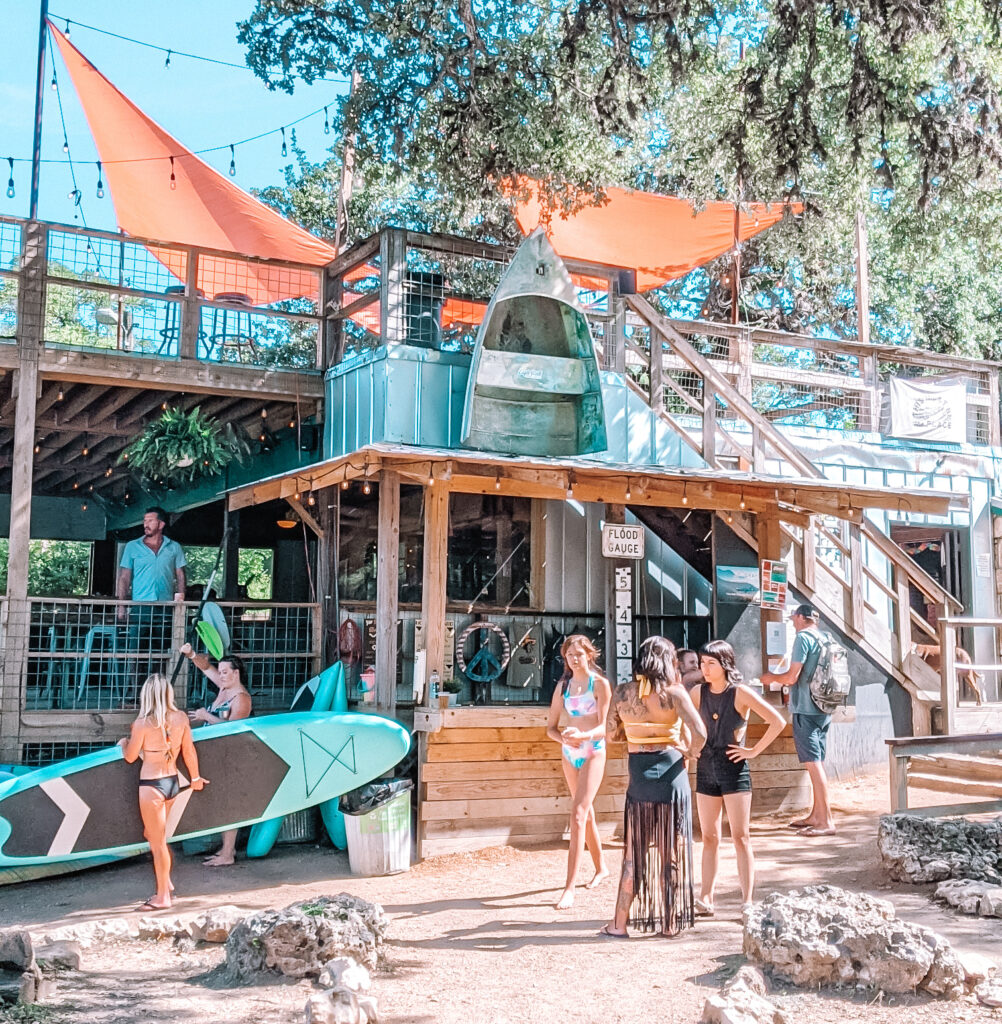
{"left": 104, "top": 467, "right": 113, "bottom": 477}
{"left": 229, "top": 144, "right": 236, "bottom": 176}
{"left": 681, "top": 483, "right": 689, "bottom": 505}
{"left": 95, "top": 161, "right": 104, "bottom": 199}
{"left": 33, "top": 443, "right": 40, "bottom": 455}
{"left": 68, "top": 187, "right": 81, "bottom": 205}
{"left": 81, "top": 502, "right": 88, "bottom": 511}
{"left": 566, "top": 472, "right": 574, "bottom": 499}
{"left": 495, "top": 471, "right": 501, "bottom": 490}
{"left": 280, "top": 127, "right": 287, "bottom": 158}
{"left": 323, "top": 106, "right": 330, "bottom": 134}
{"left": 261, "top": 408, "right": 268, "bottom": 418}
{"left": 307, "top": 492, "right": 316, "bottom": 507}
{"left": 64, "top": 18, "right": 70, "bottom": 35}
{"left": 50, "top": 70, "right": 57, "bottom": 91}
{"left": 5, "top": 158, "right": 13, "bottom": 199}
{"left": 288, "top": 418, "right": 296, "bottom": 429}
{"left": 341, "top": 479, "right": 349, "bottom": 490}
{"left": 739, "top": 489, "right": 746, "bottom": 509}
{"left": 625, "top": 477, "right": 632, "bottom": 501}
{"left": 56, "top": 388, "right": 64, "bottom": 402}
{"left": 81, "top": 440, "right": 89, "bottom": 456}
{"left": 72, "top": 481, "right": 79, "bottom": 490}
{"left": 169, "top": 155, "right": 176, "bottom": 190}
{"left": 164, "top": 48, "right": 172, "bottom": 69}
{"left": 362, "top": 480, "right": 371, "bottom": 495}
{"left": 62, "top": 137, "right": 69, "bottom": 154}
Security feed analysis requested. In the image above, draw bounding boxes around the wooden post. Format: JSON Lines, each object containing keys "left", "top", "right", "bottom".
{"left": 895, "top": 569, "right": 913, "bottom": 671}
{"left": 888, "top": 746, "right": 909, "bottom": 811}
{"left": 848, "top": 522, "right": 865, "bottom": 639}
{"left": 801, "top": 516, "right": 817, "bottom": 592}
{"left": 861, "top": 353, "right": 881, "bottom": 433}
{"left": 988, "top": 370, "right": 1001, "bottom": 448}
{"left": 1, "top": 221, "right": 45, "bottom": 761}
{"left": 321, "top": 266, "right": 340, "bottom": 369}
{"left": 375, "top": 471, "right": 400, "bottom": 714}
{"left": 420, "top": 480, "right": 449, "bottom": 706}
{"left": 314, "top": 489, "right": 336, "bottom": 665}
{"left": 379, "top": 228, "right": 407, "bottom": 346}
{"left": 529, "top": 498, "right": 547, "bottom": 610}
{"left": 179, "top": 248, "right": 200, "bottom": 360}
{"left": 938, "top": 617, "right": 957, "bottom": 736}
{"left": 648, "top": 328, "right": 665, "bottom": 415}
{"left": 702, "top": 385, "right": 718, "bottom": 466}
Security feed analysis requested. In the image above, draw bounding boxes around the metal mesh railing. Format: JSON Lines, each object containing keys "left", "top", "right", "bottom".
{"left": 0, "top": 217, "right": 23, "bottom": 273}
{"left": 20, "top": 599, "right": 320, "bottom": 713}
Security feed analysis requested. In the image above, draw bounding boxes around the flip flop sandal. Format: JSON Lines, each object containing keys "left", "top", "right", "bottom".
{"left": 801, "top": 826, "right": 837, "bottom": 837}
{"left": 136, "top": 898, "right": 167, "bottom": 912}
{"left": 787, "top": 819, "right": 812, "bottom": 829}
{"left": 694, "top": 897, "right": 715, "bottom": 917}
{"left": 597, "top": 924, "right": 629, "bottom": 939}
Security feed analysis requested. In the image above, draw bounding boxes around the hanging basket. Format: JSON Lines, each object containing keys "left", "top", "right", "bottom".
{"left": 119, "top": 406, "right": 248, "bottom": 488}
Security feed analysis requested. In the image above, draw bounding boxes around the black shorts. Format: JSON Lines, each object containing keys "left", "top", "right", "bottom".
{"left": 695, "top": 751, "right": 752, "bottom": 797}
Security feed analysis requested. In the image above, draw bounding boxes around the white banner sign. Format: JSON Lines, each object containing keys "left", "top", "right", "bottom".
{"left": 602, "top": 523, "right": 645, "bottom": 559}
{"left": 888, "top": 376, "right": 967, "bottom": 443}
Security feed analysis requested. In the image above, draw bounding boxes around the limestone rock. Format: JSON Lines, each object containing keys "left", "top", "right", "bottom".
{"left": 743, "top": 885, "right": 968, "bottom": 999}
{"left": 318, "top": 957, "right": 371, "bottom": 993}
{"left": 0, "top": 930, "right": 34, "bottom": 973}
{"left": 227, "top": 894, "right": 387, "bottom": 983}
{"left": 878, "top": 815, "right": 1002, "bottom": 885}
{"left": 35, "top": 940, "right": 82, "bottom": 973}
{"left": 977, "top": 979, "right": 1002, "bottom": 1008}
{"left": 958, "top": 951, "right": 997, "bottom": 987}
{"left": 701, "top": 964, "right": 786, "bottom": 1024}
{"left": 191, "top": 905, "right": 246, "bottom": 943}
{"left": 935, "top": 879, "right": 1002, "bottom": 918}
{"left": 137, "top": 915, "right": 192, "bottom": 941}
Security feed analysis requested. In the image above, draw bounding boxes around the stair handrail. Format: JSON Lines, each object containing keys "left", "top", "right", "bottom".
{"left": 625, "top": 293, "right": 961, "bottom": 614}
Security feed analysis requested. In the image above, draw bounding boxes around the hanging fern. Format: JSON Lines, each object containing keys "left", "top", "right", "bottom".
{"left": 119, "top": 407, "right": 249, "bottom": 488}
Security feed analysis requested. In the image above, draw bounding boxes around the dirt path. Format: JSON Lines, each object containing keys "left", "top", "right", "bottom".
{"left": 2, "top": 769, "right": 1001, "bottom": 1024}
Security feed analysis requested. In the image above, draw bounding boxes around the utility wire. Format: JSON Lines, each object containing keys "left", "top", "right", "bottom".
{"left": 49, "top": 14, "right": 351, "bottom": 84}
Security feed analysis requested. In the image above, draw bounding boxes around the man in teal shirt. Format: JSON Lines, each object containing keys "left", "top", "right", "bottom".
{"left": 117, "top": 507, "right": 187, "bottom": 697}
{"left": 760, "top": 603, "right": 834, "bottom": 836}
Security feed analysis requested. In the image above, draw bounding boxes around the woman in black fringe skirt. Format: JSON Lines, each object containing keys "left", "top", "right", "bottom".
{"left": 601, "top": 636, "right": 706, "bottom": 937}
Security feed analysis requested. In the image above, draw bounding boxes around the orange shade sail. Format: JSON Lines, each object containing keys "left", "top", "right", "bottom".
{"left": 515, "top": 181, "right": 801, "bottom": 291}
{"left": 48, "top": 24, "right": 336, "bottom": 305}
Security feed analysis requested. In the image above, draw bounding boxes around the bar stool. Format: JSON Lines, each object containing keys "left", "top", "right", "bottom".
{"left": 209, "top": 292, "right": 256, "bottom": 362}
{"left": 76, "top": 625, "right": 122, "bottom": 707}
{"left": 159, "top": 285, "right": 205, "bottom": 355}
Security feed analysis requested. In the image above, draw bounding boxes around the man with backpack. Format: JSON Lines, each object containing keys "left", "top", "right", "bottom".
{"left": 760, "top": 603, "right": 836, "bottom": 836}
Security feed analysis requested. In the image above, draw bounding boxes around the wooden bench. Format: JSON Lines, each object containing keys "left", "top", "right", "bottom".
{"left": 886, "top": 732, "right": 1002, "bottom": 816}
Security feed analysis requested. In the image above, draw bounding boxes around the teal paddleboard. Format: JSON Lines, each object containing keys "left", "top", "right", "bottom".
{"left": 246, "top": 662, "right": 346, "bottom": 857}
{"left": 0, "top": 711, "right": 410, "bottom": 868}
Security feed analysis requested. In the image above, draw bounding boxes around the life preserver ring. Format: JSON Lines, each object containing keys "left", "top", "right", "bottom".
{"left": 456, "top": 621, "right": 511, "bottom": 683}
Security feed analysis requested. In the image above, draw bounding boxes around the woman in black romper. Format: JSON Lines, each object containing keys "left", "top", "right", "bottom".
{"left": 691, "top": 640, "right": 785, "bottom": 915}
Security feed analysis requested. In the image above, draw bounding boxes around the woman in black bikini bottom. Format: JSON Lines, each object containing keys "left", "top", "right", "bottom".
{"left": 121, "top": 674, "right": 206, "bottom": 910}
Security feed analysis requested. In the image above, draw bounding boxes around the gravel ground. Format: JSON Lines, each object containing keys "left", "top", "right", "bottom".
{"left": 1, "top": 768, "right": 1001, "bottom": 1024}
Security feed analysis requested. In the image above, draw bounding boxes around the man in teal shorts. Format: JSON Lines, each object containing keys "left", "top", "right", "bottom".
{"left": 760, "top": 603, "right": 835, "bottom": 836}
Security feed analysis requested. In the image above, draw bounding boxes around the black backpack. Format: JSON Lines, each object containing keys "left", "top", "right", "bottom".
{"left": 809, "top": 632, "right": 852, "bottom": 714}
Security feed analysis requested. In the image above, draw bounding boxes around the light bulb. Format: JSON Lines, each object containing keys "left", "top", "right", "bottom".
{"left": 50, "top": 73, "right": 57, "bottom": 91}
{"left": 307, "top": 493, "right": 315, "bottom": 506}
{"left": 229, "top": 145, "right": 236, "bottom": 176}
{"left": 57, "top": 389, "right": 63, "bottom": 401}
{"left": 81, "top": 445, "right": 89, "bottom": 456}
{"left": 362, "top": 481, "right": 371, "bottom": 495}
{"left": 341, "top": 480, "right": 349, "bottom": 490}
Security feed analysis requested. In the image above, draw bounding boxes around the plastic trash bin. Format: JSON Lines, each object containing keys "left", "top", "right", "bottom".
{"left": 340, "top": 779, "right": 412, "bottom": 876}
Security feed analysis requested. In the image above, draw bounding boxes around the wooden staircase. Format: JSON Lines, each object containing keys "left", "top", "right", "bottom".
{"left": 617, "top": 294, "right": 962, "bottom": 734}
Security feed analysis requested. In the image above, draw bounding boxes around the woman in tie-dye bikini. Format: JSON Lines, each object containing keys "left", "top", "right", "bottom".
{"left": 545, "top": 634, "right": 612, "bottom": 909}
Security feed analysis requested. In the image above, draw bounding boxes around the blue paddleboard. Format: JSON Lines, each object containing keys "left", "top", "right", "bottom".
{"left": 246, "top": 662, "right": 346, "bottom": 857}
{"left": 0, "top": 711, "right": 410, "bottom": 867}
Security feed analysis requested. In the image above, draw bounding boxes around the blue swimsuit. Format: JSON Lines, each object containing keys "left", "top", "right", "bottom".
{"left": 561, "top": 675, "right": 606, "bottom": 769}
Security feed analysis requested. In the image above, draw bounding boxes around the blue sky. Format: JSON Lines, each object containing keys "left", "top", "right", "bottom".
{"left": 0, "top": 0, "right": 347, "bottom": 231}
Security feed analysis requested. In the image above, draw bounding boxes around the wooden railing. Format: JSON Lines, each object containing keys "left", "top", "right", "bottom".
{"left": 621, "top": 294, "right": 963, "bottom": 733}
{"left": 886, "top": 732, "right": 1002, "bottom": 814}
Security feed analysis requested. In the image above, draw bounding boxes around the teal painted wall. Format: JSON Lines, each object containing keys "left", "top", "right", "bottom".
{"left": 0, "top": 495, "right": 106, "bottom": 540}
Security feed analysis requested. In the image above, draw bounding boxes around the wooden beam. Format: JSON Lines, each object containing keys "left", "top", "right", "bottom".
{"left": 376, "top": 470, "right": 400, "bottom": 714}
{"left": 379, "top": 228, "right": 407, "bottom": 345}
{"left": 37, "top": 350, "right": 325, "bottom": 401}
{"left": 287, "top": 496, "right": 324, "bottom": 539}
{"left": 420, "top": 479, "right": 449, "bottom": 706}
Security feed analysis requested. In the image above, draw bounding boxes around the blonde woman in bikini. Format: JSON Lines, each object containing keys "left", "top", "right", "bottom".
{"left": 545, "top": 634, "right": 612, "bottom": 909}
{"left": 120, "top": 673, "right": 207, "bottom": 910}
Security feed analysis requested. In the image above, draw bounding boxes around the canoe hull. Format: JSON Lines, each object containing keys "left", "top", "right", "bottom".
{"left": 461, "top": 230, "right": 607, "bottom": 457}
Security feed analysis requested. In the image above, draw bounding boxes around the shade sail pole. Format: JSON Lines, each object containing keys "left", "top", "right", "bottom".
{"left": 30, "top": 0, "right": 50, "bottom": 219}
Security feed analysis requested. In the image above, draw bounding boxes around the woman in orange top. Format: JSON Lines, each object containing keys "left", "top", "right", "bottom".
{"left": 602, "top": 636, "right": 705, "bottom": 937}
{"left": 120, "top": 673, "right": 207, "bottom": 910}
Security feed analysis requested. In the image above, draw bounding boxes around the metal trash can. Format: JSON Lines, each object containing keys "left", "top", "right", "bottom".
{"left": 340, "top": 779, "right": 412, "bottom": 876}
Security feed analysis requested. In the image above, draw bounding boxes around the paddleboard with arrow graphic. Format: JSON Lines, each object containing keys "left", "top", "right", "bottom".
{"left": 0, "top": 711, "right": 409, "bottom": 867}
